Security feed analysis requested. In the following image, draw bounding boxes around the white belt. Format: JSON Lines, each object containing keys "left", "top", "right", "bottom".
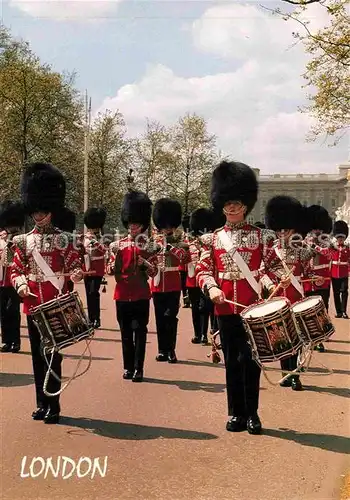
{"left": 313, "top": 264, "right": 330, "bottom": 270}
{"left": 28, "top": 273, "right": 61, "bottom": 283}
{"left": 332, "top": 261, "right": 348, "bottom": 265}
{"left": 163, "top": 267, "right": 179, "bottom": 272}
{"left": 218, "top": 270, "right": 259, "bottom": 281}
{"left": 90, "top": 255, "right": 104, "bottom": 261}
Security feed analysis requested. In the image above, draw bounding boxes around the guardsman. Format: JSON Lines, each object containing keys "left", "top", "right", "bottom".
{"left": 196, "top": 161, "right": 287, "bottom": 434}
{"left": 0, "top": 201, "right": 25, "bottom": 352}
{"left": 265, "top": 195, "right": 315, "bottom": 391}
{"left": 304, "top": 205, "right": 333, "bottom": 351}
{"left": 151, "top": 198, "right": 188, "bottom": 364}
{"left": 10, "top": 162, "right": 83, "bottom": 424}
{"left": 186, "top": 208, "right": 214, "bottom": 345}
{"left": 179, "top": 215, "right": 191, "bottom": 308}
{"left": 107, "top": 190, "right": 157, "bottom": 382}
{"left": 82, "top": 208, "right": 107, "bottom": 328}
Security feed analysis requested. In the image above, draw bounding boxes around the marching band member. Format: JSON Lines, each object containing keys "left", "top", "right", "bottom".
{"left": 107, "top": 190, "right": 156, "bottom": 382}
{"left": 196, "top": 161, "right": 288, "bottom": 434}
{"left": 187, "top": 208, "right": 213, "bottom": 345}
{"left": 265, "top": 195, "right": 315, "bottom": 391}
{"left": 10, "top": 163, "right": 83, "bottom": 424}
{"left": 52, "top": 207, "right": 77, "bottom": 293}
{"left": 82, "top": 208, "right": 107, "bottom": 328}
{"left": 0, "top": 201, "right": 25, "bottom": 353}
{"left": 304, "top": 205, "right": 333, "bottom": 352}
{"left": 330, "top": 220, "right": 349, "bottom": 319}
{"left": 151, "top": 198, "right": 188, "bottom": 364}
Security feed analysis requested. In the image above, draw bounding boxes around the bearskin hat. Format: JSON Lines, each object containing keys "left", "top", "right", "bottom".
{"left": 84, "top": 207, "right": 107, "bottom": 229}
{"left": 211, "top": 209, "right": 226, "bottom": 230}
{"left": 0, "top": 201, "right": 25, "bottom": 229}
{"left": 333, "top": 220, "right": 349, "bottom": 238}
{"left": 121, "top": 190, "right": 152, "bottom": 231}
{"left": 53, "top": 208, "right": 76, "bottom": 233}
{"left": 265, "top": 196, "right": 303, "bottom": 232}
{"left": 307, "top": 205, "right": 332, "bottom": 233}
{"left": 190, "top": 208, "right": 214, "bottom": 236}
{"left": 21, "top": 162, "right": 66, "bottom": 215}
{"left": 153, "top": 198, "right": 182, "bottom": 230}
{"left": 211, "top": 160, "right": 258, "bottom": 214}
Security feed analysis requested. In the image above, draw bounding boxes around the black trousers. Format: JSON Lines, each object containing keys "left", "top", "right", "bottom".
{"left": 332, "top": 277, "right": 348, "bottom": 315}
{"left": 187, "top": 287, "right": 211, "bottom": 340}
{"left": 210, "top": 306, "right": 218, "bottom": 333}
{"left": 305, "top": 288, "right": 330, "bottom": 312}
{"left": 116, "top": 300, "right": 149, "bottom": 372}
{"left": 218, "top": 314, "right": 261, "bottom": 417}
{"left": 27, "top": 316, "right": 62, "bottom": 412}
{"left": 180, "top": 270, "right": 188, "bottom": 299}
{"left": 67, "top": 280, "right": 74, "bottom": 293}
{"left": 153, "top": 291, "right": 181, "bottom": 355}
{"left": 0, "top": 286, "right": 21, "bottom": 346}
{"left": 280, "top": 354, "right": 298, "bottom": 376}
{"left": 84, "top": 276, "right": 103, "bottom": 323}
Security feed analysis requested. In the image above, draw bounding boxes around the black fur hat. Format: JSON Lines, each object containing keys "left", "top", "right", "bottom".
{"left": 190, "top": 208, "right": 213, "bottom": 236}
{"left": 153, "top": 198, "right": 182, "bottom": 230}
{"left": 333, "top": 220, "right": 349, "bottom": 238}
{"left": 265, "top": 196, "right": 303, "bottom": 231}
{"left": 21, "top": 162, "right": 66, "bottom": 215}
{"left": 121, "top": 190, "right": 152, "bottom": 231}
{"left": 307, "top": 205, "right": 332, "bottom": 233}
{"left": 211, "top": 160, "right": 258, "bottom": 214}
{"left": 0, "top": 201, "right": 25, "bottom": 228}
{"left": 84, "top": 207, "right": 107, "bottom": 229}
{"left": 53, "top": 208, "right": 76, "bottom": 232}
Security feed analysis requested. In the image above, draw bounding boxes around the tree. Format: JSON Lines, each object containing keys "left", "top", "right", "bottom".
{"left": 164, "top": 113, "right": 218, "bottom": 215}
{"left": 0, "top": 26, "right": 84, "bottom": 209}
{"left": 273, "top": 0, "right": 350, "bottom": 143}
{"left": 133, "top": 119, "right": 174, "bottom": 200}
{"left": 87, "top": 109, "right": 132, "bottom": 228}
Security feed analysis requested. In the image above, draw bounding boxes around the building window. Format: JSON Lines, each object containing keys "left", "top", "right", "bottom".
{"left": 317, "top": 200, "right": 322, "bottom": 206}
{"left": 332, "top": 198, "right": 336, "bottom": 208}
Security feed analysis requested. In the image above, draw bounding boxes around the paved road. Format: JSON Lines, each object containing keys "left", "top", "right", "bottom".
{"left": 1, "top": 279, "right": 349, "bottom": 500}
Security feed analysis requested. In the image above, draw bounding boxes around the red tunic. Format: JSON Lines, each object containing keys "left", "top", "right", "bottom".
{"left": 108, "top": 235, "right": 157, "bottom": 301}
{"left": 303, "top": 251, "right": 331, "bottom": 293}
{"left": 10, "top": 226, "right": 82, "bottom": 314}
{"left": 272, "top": 242, "right": 314, "bottom": 305}
{"left": 186, "top": 236, "right": 201, "bottom": 288}
{"left": 0, "top": 231, "right": 16, "bottom": 288}
{"left": 195, "top": 222, "right": 284, "bottom": 315}
{"left": 81, "top": 230, "right": 107, "bottom": 277}
{"left": 313, "top": 244, "right": 350, "bottom": 279}
{"left": 150, "top": 233, "right": 188, "bottom": 293}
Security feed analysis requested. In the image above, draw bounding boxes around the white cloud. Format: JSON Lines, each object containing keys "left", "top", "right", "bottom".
{"left": 9, "top": 0, "right": 122, "bottom": 20}
{"left": 97, "top": 2, "right": 348, "bottom": 173}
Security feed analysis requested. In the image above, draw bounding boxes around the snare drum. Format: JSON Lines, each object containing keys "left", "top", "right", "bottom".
{"left": 292, "top": 296, "right": 335, "bottom": 345}
{"left": 241, "top": 297, "right": 302, "bottom": 363}
{"left": 31, "top": 292, "right": 94, "bottom": 352}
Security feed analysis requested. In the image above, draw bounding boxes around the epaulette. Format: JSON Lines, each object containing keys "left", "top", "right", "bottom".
{"left": 11, "top": 234, "right": 27, "bottom": 249}
{"left": 261, "top": 228, "right": 277, "bottom": 244}
{"left": 200, "top": 232, "right": 214, "bottom": 246}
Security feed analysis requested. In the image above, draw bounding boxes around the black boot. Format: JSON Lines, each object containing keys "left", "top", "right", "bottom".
{"left": 168, "top": 318, "right": 178, "bottom": 363}
{"left": 132, "top": 370, "right": 143, "bottom": 382}
{"left": 32, "top": 408, "right": 47, "bottom": 420}
{"left": 44, "top": 409, "right": 60, "bottom": 424}
{"left": 247, "top": 414, "right": 262, "bottom": 435}
{"left": 280, "top": 373, "right": 292, "bottom": 387}
{"left": 191, "top": 336, "right": 201, "bottom": 344}
{"left": 156, "top": 353, "right": 168, "bottom": 362}
{"left": 226, "top": 416, "right": 247, "bottom": 432}
{"left": 291, "top": 376, "right": 303, "bottom": 391}
{"left": 11, "top": 344, "right": 21, "bottom": 353}
{"left": 123, "top": 370, "right": 133, "bottom": 379}
{"left": 1, "top": 344, "right": 12, "bottom": 352}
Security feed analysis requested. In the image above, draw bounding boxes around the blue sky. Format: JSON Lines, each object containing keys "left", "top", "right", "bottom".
{"left": 2, "top": 0, "right": 349, "bottom": 174}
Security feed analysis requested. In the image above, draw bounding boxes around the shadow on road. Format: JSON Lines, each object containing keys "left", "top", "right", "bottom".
{"left": 322, "top": 349, "right": 349, "bottom": 355}
{"left": 303, "top": 385, "right": 350, "bottom": 398}
{"left": 329, "top": 339, "right": 350, "bottom": 344}
{"left": 0, "top": 372, "right": 34, "bottom": 387}
{"left": 144, "top": 377, "right": 226, "bottom": 393}
{"left": 60, "top": 416, "right": 218, "bottom": 441}
{"left": 17, "top": 351, "right": 114, "bottom": 361}
{"left": 307, "top": 367, "right": 349, "bottom": 376}
{"left": 263, "top": 428, "right": 350, "bottom": 454}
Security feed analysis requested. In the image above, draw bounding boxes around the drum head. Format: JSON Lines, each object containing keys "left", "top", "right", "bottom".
{"left": 242, "top": 298, "right": 288, "bottom": 318}
{"left": 293, "top": 296, "right": 322, "bottom": 313}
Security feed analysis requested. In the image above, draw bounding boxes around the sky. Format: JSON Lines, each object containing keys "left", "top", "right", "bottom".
{"left": 2, "top": 0, "right": 349, "bottom": 174}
